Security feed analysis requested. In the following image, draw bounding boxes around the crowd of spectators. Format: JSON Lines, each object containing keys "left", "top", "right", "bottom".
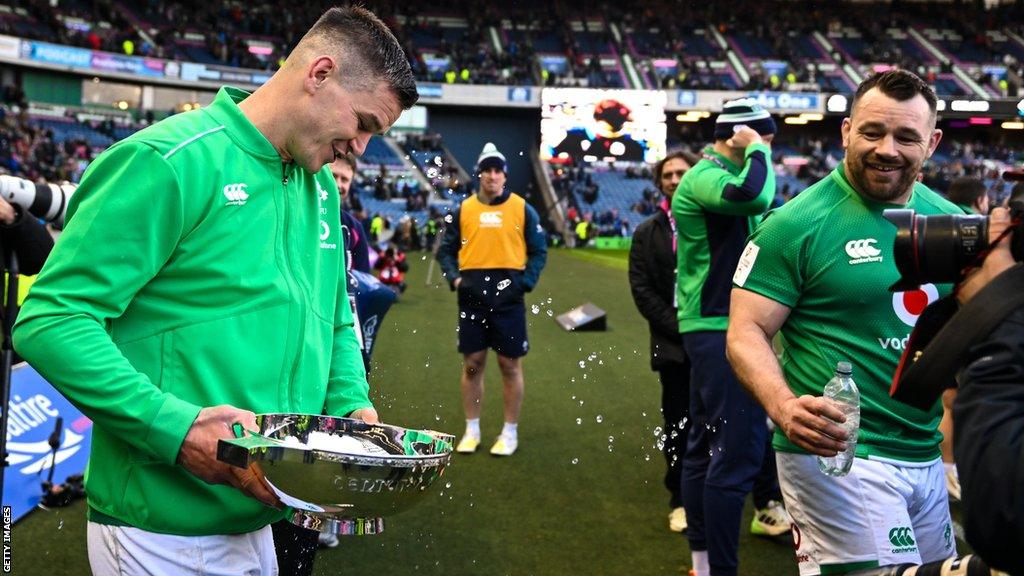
{"left": 10, "top": 0, "right": 1024, "bottom": 92}
{"left": 0, "top": 95, "right": 96, "bottom": 185}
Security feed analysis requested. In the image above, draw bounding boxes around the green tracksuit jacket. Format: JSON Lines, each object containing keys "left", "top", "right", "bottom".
{"left": 12, "top": 86, "right": 372, "bottom": 535}
{"left": 672, "top": 143, "right": 775, "bottom": 333}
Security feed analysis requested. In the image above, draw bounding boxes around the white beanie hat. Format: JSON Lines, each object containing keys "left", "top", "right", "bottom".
{"left": 476, "top": 142, "right": 507, "bottom": 173}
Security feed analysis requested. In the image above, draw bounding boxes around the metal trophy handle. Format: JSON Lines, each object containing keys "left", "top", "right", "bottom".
{"left": 217, "top": 414, "right": 453, "bottom": 536}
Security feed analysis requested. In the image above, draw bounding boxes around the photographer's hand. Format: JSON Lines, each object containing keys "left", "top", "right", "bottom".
{"left": 177, "top": 405, "right": 282, "bottom": 508}
{"left": 0, "top": 197, "right": 16, "bottom": 225}
{"left": 957, "top": 207, "right": 1016, "bottom": 305}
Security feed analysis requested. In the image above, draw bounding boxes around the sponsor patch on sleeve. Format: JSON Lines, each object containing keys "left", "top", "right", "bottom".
{"left": 733, "top": 241, "right": 760, "bottom": 287}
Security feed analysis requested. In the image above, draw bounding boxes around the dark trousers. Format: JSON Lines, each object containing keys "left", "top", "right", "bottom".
{"left": 752, "top": 436, "right": 782, "bottom": 510}
{"left": 658, "top": 359, "right": 691, "bottom": 509}
{"left": 681, "top": 331, "right": 768, "bottom": 576}
{"left": 272, "top": 519, "right": 319, "bottom": 576}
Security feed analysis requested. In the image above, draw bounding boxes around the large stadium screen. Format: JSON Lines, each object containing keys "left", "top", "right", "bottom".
{"left": 540, "top": 88, "right": 667, "bottom": 164}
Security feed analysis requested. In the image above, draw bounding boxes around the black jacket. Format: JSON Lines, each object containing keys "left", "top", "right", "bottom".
{"left": 2, "top": 211, "right": 53, "bottom": 276}
{"left": 628, "top": 209, "right": 686, "bottom": 370}
{"left": 954, "top": 305, "right": 1024, "bottom": 575}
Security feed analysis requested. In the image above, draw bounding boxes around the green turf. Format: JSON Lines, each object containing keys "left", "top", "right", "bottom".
{"left": 11, "top": 248, "right": 970, "bottom": 575}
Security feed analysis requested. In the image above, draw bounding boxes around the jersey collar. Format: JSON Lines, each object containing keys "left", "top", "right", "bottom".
{"left": 701, "top": 146, "right": 740, "bottom": 174}
{"left": 205, "top": 86, "right": 281, "bottom": 161}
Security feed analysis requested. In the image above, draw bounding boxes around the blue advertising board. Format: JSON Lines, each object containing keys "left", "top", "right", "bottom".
{"left": 4, "top": 365, "right": 92, "bottom": 523}
{"left": 746, "top": 91, "right": 820, "bottom": 111}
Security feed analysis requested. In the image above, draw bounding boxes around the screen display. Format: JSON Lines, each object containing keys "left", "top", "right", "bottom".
{"left": 541, "top": 88, "right": 666, "bottom": 164}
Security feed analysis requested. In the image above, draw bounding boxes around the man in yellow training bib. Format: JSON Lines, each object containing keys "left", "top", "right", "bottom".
{"left": 437, "top": 142, "right": 547, "bottom": 457}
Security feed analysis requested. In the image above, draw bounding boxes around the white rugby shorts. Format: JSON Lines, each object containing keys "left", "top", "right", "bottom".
{"left": 776, "top": 452, "right": 955, "bottom": 575}
{"left": 87, "top": 522, "right": 278, "bottom": 576}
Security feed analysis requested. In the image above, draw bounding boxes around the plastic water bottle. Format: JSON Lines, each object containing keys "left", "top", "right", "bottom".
{"left": 817, "top": 362, "right": 860, "bottom": 477}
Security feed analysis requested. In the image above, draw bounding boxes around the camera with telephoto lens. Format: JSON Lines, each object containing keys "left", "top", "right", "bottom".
{"left": 882, "top": 195, "right": 1024, "bottom": 292}
{"left": 0, "top": 174, "right": 76, "bottom": 227}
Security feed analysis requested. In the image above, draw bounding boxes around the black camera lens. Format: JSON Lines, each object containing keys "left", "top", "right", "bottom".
{"left": 884, "top": 209, "right": 989, "bottom": 291}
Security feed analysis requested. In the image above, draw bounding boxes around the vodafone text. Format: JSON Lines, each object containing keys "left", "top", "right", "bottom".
{"left": 878, "top": 335, "right": 911, "bottom": 351}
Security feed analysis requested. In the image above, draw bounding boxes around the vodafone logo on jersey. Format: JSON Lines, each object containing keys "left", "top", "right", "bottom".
{"left": 892, "top": 283, "right": 939, "bottom": 326}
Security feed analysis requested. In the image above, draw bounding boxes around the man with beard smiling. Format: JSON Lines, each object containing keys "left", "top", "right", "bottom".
{"left": 726, "top": 70, "right": 965, "bottom": 574}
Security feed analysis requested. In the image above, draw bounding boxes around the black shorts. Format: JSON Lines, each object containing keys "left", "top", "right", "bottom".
{"left": 457, "top": 303, "right": 529, "bottom": 358}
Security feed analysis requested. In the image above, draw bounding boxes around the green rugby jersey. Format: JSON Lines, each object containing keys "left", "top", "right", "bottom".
{"left": 734, "top": 165, "right": 965, "bottom": 462}
{"left": 673, "top": 143, "right": 775, "bottom": 333}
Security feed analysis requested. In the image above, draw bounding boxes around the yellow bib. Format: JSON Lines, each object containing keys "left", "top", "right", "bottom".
{"left": 458, "top": 194, "right": 527, "bottom": 270}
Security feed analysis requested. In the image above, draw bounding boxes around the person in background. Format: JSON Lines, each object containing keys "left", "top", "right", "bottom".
{"left": 936, "top": 177, "right": 991, "bottom": 504}
{"left": 673, "top": 98, "right": 789, "bottom": 576}
{"left": 437, "top": 142, "right": 547, "bottom": 457}
{"left": 945, "top": 176, "right": 990, "bottom": 215}
{"left": 332, "top": 152, "right": 371, "bottom": 273}
{"left": 628, "top": 150, "right": 692, "bottom": 533}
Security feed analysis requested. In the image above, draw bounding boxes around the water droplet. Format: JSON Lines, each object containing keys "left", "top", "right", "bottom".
{"left": 579, "top": 400, "right": 584, "bottom": 406}
{"left": 546, "top": 310, "right": 553, "bottom": 316}
{"left": 412, "top": 329, "right": 418, "bottom": 334}
{"left": 575, "top": 418, "right": 582, "bottom": 425}
{"left": 653, "top": 426, "right": 663, "bottom": 437}
{"left": 435, "top": 414, "right": 441, "bottom": 421}
{"left": 572, "top": 458, "right": 579, "bottom": 464}
{"left": 578, "top": 361, "right": 586, "bottom": 368}
{"left": 484, "top": 276, "right": 490, "bottom": 281}
{"left": 595, "top": 415, "right": 603, "bottom": 423}
{"left": 445, "top": 482, "right": 452, "bottom": 488}
{"left": 608, "top": 436, "right": 614, "bottom": 443}
{"left": 531, "top": 305, "right": 540, "bottom": 314}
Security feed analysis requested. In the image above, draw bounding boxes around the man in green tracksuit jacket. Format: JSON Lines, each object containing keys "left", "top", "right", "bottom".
{"left": 12, "top": 7, "right": 417, "bottom": 574}
{"left": 673, "top": 98, "right": 786, "bottom": 576}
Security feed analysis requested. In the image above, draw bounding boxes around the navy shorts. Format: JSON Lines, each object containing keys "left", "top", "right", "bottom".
{"left": 457, "top": 303, "right": 529, "bottom": 358}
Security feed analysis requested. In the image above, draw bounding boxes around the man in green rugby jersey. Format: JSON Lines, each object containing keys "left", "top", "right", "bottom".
{"left": 727, "top": 70, "right": 963, "bottom": 575}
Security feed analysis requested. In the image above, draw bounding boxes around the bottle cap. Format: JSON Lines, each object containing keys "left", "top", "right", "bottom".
{"left": 836, "top": 361, "right": 852, "bottom": 375}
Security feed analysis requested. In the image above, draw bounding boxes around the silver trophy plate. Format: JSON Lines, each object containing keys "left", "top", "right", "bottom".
{"left": 216, "top": 413, "right": 453, "bottom": 535}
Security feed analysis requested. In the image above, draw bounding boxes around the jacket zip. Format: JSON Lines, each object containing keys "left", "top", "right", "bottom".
{"left": 281, "top": 161, "right": 303, "bottom": 409}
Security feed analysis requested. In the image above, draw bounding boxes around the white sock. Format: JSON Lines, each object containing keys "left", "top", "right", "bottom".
{"left": 501, "top": 422, "right": 518, "bottom": 440}
{"left": 465, "top": 419, "right": 480, "bottom": 439}
{"left": 691, "top": 550, "right": 709, "bottom": 576}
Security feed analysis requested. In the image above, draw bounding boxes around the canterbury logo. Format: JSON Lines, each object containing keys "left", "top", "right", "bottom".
{"left": 888, "top": 526, "right": 917, "bottom": 550}
{"left": 845, "top": 238, "right": 882, "bottom": 264}
{"left": 223, "top": 183, "right": 249, "bottom": 206}
{"left": 479, "top": 211, "right": 503, "bottom": 227}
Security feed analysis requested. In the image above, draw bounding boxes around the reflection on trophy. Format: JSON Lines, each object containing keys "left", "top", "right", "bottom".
{"left": 217, "top": 413, "right": 453, "bottom": 536}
